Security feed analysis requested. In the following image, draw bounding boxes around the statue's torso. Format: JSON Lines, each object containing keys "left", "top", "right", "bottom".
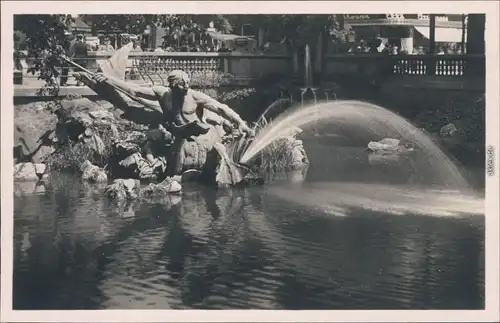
{"left": 159, "top": 89, "right": 200, "bottom": 126}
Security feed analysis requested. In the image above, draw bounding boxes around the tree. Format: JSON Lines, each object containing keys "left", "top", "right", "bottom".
{"left": 79, "top": 14, "right": 232, "bottom": 38}
{"left": 225, "top": 14, "right": 343, "bottom": 51}
{"left": 79, "top": 14, "right": 233, "bottom": 49}
{"left": 466, "top": 14, "right": 485, "bottom": 55}
{"left": 14, "top": 14, "right": 74, "bottom": 95}
{"left": 79, "top": 14, "right": 158, "bottom": 34}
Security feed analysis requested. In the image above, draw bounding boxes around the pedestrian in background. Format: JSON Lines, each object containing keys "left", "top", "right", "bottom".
{"left": 67, "top": 34, "right": 89, "bottom": 86}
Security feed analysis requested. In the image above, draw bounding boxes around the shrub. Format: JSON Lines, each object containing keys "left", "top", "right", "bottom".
{"left": 46, "top": 117, "right": 119, "bottom": 172}
{"left": 256, "top": 138, "right": 297, "bottom": 174}
{"left": 45, "top": 140, "right": 95, "bottom": 172}
{"left": 413, "top": 92, "right": 485, "bottom": 142}
{"left": 190, "top": 70, "right": 232, "bottom": 89}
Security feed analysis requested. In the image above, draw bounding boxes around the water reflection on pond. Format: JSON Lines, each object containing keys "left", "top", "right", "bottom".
{"left": 13, "top": 144, "right": 484, "bottom": 310}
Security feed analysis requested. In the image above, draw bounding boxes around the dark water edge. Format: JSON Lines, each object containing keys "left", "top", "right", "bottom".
{"left": 12, "top": 144, "right": 485, "bottom": 310}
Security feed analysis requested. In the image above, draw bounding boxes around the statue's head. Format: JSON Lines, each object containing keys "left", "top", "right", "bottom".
{"left": 167, "top": 70, "right": 190, "bottom": 95}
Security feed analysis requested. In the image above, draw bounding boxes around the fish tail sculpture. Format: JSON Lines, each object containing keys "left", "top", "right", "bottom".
{"left": 73, "top": 43, "right": 163, "bottom": 117}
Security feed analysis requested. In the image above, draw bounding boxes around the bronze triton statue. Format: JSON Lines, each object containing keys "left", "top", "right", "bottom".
{"left": 73, "top": 43, "right": 258, "bottom": 187}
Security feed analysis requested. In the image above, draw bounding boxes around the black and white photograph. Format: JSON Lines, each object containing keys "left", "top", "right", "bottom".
{"left": 1, "top": 1, "right": 499, "bottom": 322}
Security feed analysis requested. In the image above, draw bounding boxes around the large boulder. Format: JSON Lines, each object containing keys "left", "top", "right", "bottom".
{"left": 14, "top": 102, "right": 58, "bottom": 163}
{"left": 440, "top": 123, "right": 459, "bottom": 138}
{"left": 104, "top": 179, "right": 141, "bottom": 200}
{"left": 289, "top": 139, "right": 309, "bottom": 170}
{"left": 53, "top": 98, "right": 126, "bottom": 164}
{"left": 367, "top": 138, "right": 414, "bottom": 155}
{"left": 366, "top": 138, "right": 415, "bottom": 168}
{"left": 140, "top": 177, "right": 182, "bottom": 197}
{"left": 34, "top": 163, "right": 47, "bottom": 175}
{"left": 57, "top": 98, "right": 116, "bottom": 127}
{"left": 14, "top": 163, "right": 38, "bottom": 181}
{"left": 278, "top": 128, "right": 309, "bottom": 170}
{"left": 105, "top": 177, "right": 182, "bottom": 200}
{"left": 14, "top": 162, "right": 47, "bottom": 181}
{"left": 367, "top": 138, "right": 401, "bottom": 154}
{"left": 57, "top": 97, "right": 118, "bottom": 137}
{"left": 254, "top": 128, "right": 309, "bottom": 173}
{"left": 80, "top": 160, "right": 108, "bottom": 182}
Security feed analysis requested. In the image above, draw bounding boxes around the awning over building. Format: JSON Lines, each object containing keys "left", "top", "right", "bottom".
{"left": 206, "top": 31, "right": 257, "bottom": 51}
{"left": 71, "top": 16, "right": 91, "bottom": 33}
{"left": 344, "top": 14, "right": 464, "bottom": 29}
{"left": 414, "top": 26, "right": 466, "bottom": 43}
{"left": 207, "top": 31, "right": 248, "bottom": 41}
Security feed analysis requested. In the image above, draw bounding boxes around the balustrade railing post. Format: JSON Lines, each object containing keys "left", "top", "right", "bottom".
{"left": 426, "top": 55, "right": 436, "bottom": 76}
{"left": 86, "top": 53, "right": 99, "bottom": 72}
{"left": 222, "top": 56, "right": 230, "bottom": 74}
{"left": 14, "top": 55, "right": 23, "bottom": 85}
{"left": 464, "top": 55, "right": 485, "bottom": 77}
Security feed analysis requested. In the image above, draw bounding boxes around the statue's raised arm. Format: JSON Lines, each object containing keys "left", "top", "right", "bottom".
{"left": 93, "top": 73, "right": 169, "bottom": 101}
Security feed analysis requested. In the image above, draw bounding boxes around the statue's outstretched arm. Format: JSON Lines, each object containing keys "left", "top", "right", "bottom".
{"left": 94, "top": 73, "right": 168, "bottom": 101}
{"left": 192, "top": 90, "right": 246, "bottom": 127}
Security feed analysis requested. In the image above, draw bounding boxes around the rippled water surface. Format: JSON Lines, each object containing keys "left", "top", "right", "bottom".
{"left": 13, "top": 141, "right": 485, "bottom": 309}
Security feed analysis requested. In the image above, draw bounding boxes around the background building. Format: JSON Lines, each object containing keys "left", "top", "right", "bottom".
{"left": 344, "top": 14, "right": 467, "bottom": 54}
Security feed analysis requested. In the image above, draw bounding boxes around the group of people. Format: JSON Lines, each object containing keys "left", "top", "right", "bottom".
{"left": 92, "top": 37, "right": 144, "bottom": 52}
{"left": 153, "top": 42, "right": 232, "bottom": 53}
{"left": 88, "top": 36, "right": 232, "bottom": 54}
{"left": 153, "top": 42, "right": 233, "bottom": 53}
{"left": 337, "top": 38, "right": 465, "bottom": 56}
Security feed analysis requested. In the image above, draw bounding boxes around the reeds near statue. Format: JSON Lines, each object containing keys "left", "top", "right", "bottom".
{"left": 14, "top": 43, "right": 309, "bottom": 198}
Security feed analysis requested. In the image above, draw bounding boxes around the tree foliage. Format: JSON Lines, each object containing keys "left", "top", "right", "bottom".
{"left": 14, "top": 14, "right": 74, "bottom": 95}
{"left": 78, "top": 14, "right": 344, "bottom": 51}
{"left": 79, "top": 14, "right": 233, "bottom": 35}
{"left": 13, "top": 14, "right": 234, "bottom": 94}
{"left": 79, "top": 14, "right": 234, "bottom": 50}
{"left": 225, "top": 14, "right": 345, "bottom": 50}
{"left": 80, "top": 14, "right": 158, "bottom": 34}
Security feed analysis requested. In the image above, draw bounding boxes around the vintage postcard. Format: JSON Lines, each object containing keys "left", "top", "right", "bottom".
{"left": 1, "top": 1, "right": 499, "bottom": 322}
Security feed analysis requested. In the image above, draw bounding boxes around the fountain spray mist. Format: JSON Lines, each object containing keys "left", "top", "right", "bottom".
{"left": 240, "top": 100, "right": 470, "bottom": 190}
{"left": 266, "top": 182, "right": 484, "bottom": 217}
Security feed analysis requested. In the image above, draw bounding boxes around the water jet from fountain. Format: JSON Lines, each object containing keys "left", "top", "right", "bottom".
{"left": 240, "top": 100, "right": 471, "bottom": 191}
{"left": 300, "top": 44, "right": 319, "bottom": 105}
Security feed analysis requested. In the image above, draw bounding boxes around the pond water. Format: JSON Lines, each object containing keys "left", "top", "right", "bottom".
{"left": 13, "top": 139, "right": 485, "bottom": 310}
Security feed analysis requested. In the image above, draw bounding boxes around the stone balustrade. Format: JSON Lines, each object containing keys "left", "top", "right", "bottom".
{"left": 19, "top": 51, "right": 295, "bottom": 85}
{"left": 15, "top": 51, "right": 484, "bottom": 90}
{"left": 324, "top": 53, "right": 485, "bottom": 78}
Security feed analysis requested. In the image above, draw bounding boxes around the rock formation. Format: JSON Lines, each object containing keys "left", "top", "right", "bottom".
{"left": 367, "top": 138, "right": 414, "bottom": 155}
{"left": 14, "top": 162, "right": 48, "bottom": 181}
{"left": 140, "top": 178, "right": 182, "bottom": 197}
{"left": 103, "top": 177, "right": 182, "bottom": 200}
{"left": 440, "top": 123, "right": 459, "bottom": 138}
{"left": 80, "top": 160, "right": 108, "bottom": 183}
{"left": 104, "top": 179, "right": 141, "bottom": 200}
{"left": 14, "top": 103, "right": 58, "bottom": 163}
